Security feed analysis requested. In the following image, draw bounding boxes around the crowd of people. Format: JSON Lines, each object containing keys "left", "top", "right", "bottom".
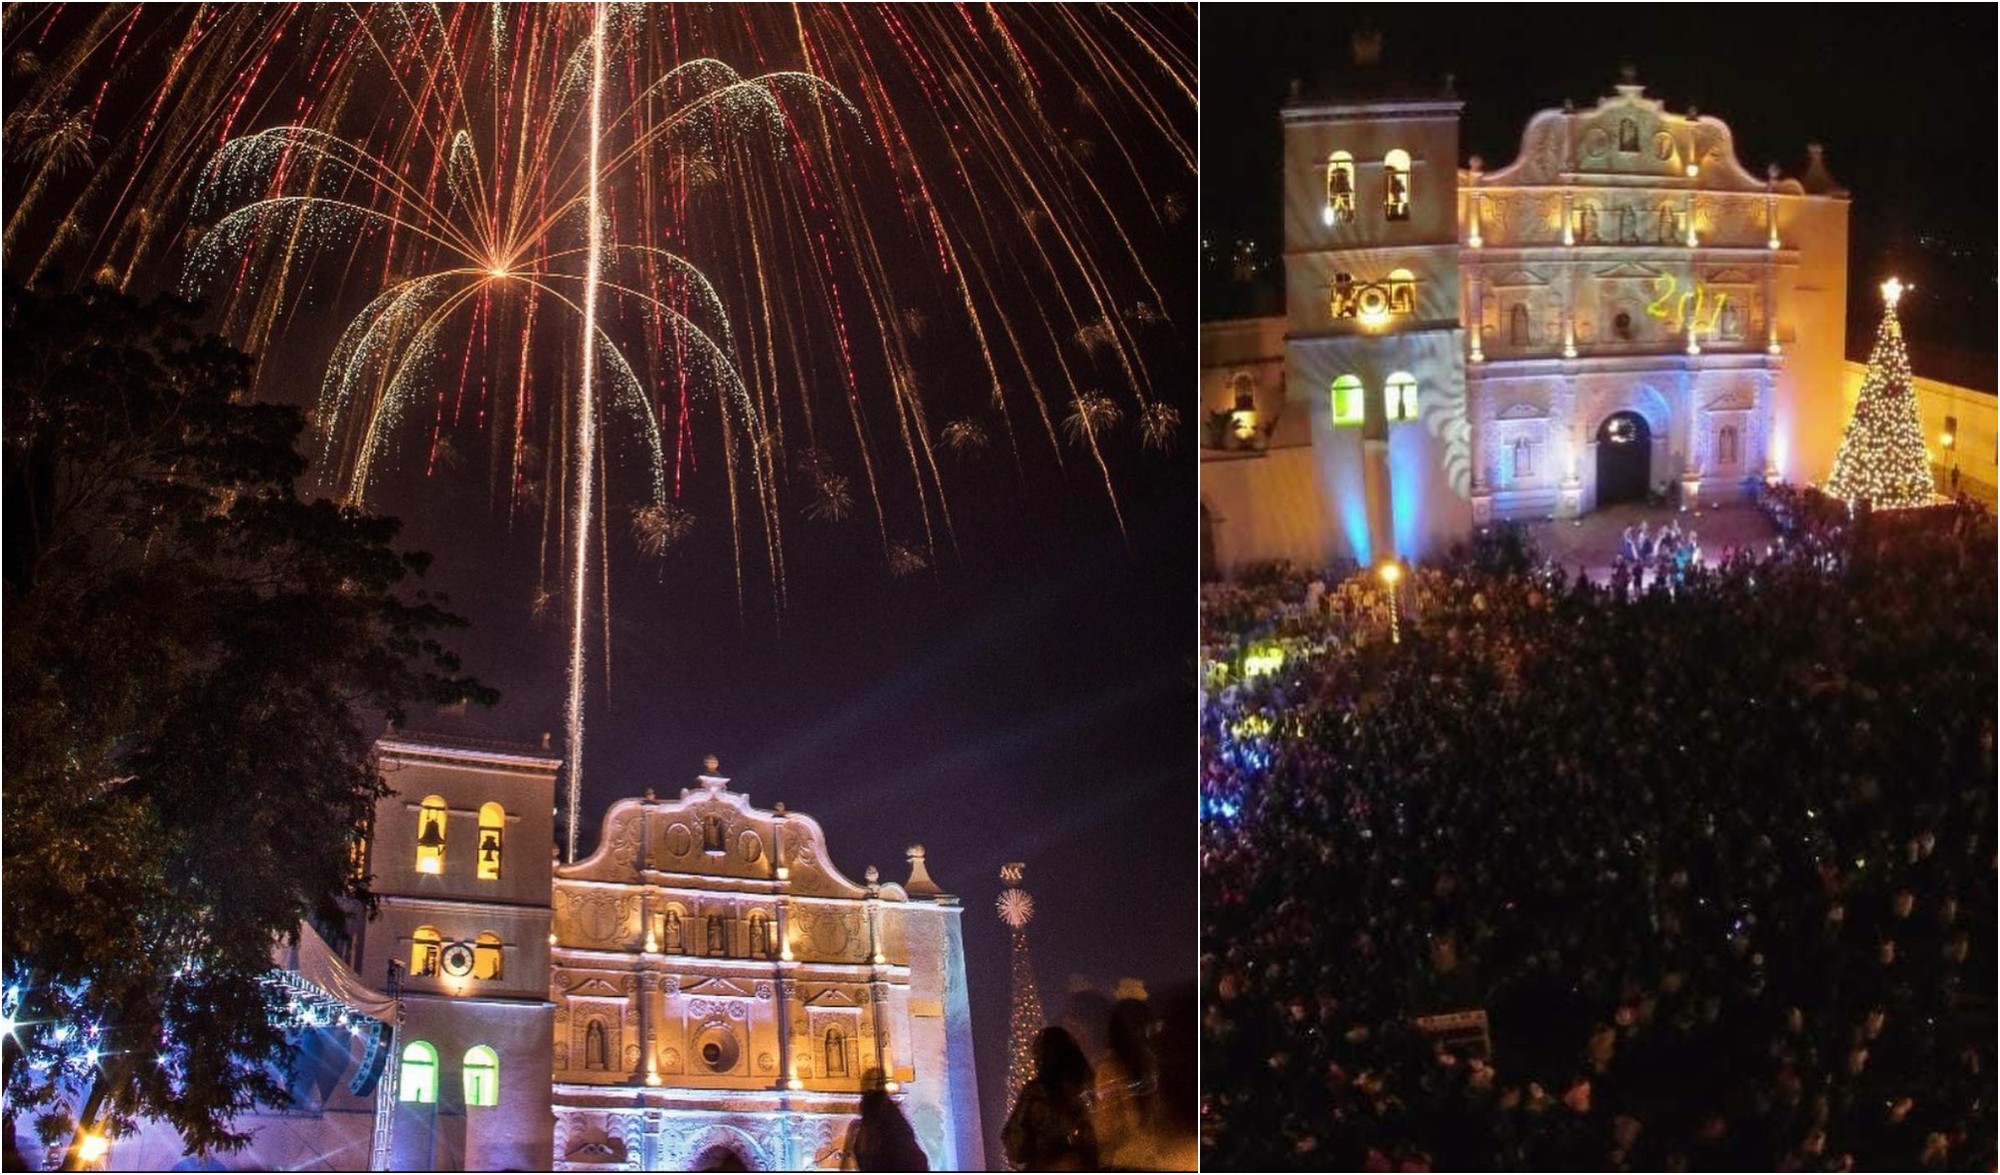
{"left": 1201, "top": 488, "right": 1996, "bottom": 1171}
{"left": 995, "top": 985, "right": 1200, "bottom": 1171}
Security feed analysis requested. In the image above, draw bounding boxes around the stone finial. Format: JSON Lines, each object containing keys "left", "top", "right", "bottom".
{"left": 904, "top": 845, "right": 944, "bottom": 898}
{"left": 1619, "top": 62, "right": 1639, "bottom": 86}
{"left": 865, "top": 865, "right": 880, "bottom": 886}
{"left": 1288, "top": 78, "right": 1302, "bottom": 101}
{"left": 773, "top": 802, "right": 787, "bottom": 816}
{"left": 1468, "top": 154, "right": 1484, "bottom": 174}
{"left": 541, "top": 731, "right": 552, "bottom": 750}
{"left": 1563, "top": 96, "right": 1575, "bottom": 113}
{"left": 1688, "top": 104, "right": 1700, "bottom": 120}
{"left": 1767, "top": 162, "right": 1781, "bottom": 181}
{"left": 704, "top": 754, "right": 720, "bottom": 774}
{"left": 644, "top": 788, "right": 656, "bottom": 802}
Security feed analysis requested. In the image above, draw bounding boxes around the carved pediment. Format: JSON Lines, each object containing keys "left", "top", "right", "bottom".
{"left": 1491, "top": 268, "right": 1547, "bottom": 289}
{"left": 805, "top": 987, "right": 858, "bottom": 1007}
{"left": 1497, "top": 402, "right": 1548, "bottom": 422}
{"left": 1703, "top": 267, "right": 1756, "bottom": 286}
{"left": 568, "top": 977, "right": 625, "bottom": 998}
{"left": 1703, "top": 390, "right": 1756, "bottom": 413}
{"left": 682, "top": 976, "right": 756, "bottom": 998}
{"left": 1592, "top": 261, "right": 1665, "bottom": 281}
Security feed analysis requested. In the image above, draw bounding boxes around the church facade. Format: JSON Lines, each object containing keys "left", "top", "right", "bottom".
{"left": 93, "top": 737, "right": 980, "bottom": 1173}
{"left": 547, "top": 763, "right": 981, "bottom": 1172}
{"left": 1201, "top": 64, "right": 1851, "bottom": 571}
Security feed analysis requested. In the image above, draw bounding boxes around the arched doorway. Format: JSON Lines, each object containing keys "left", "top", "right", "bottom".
{"left": 1595, "top": 411, "right": 1652, "bottom": 506}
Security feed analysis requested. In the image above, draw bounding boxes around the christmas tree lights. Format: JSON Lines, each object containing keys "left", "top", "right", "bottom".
{"left": 1825, "top": 278, "right": 1939, "bottom": 511}
{"left": 997, "top": 863, "right": 1046, "bottom": 1121}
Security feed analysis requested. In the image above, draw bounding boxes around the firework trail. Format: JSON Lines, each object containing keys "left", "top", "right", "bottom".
{"left": 2, "top": 3, "right": 1195, "bottom": 841}
{"left": 566, "top": 0, "right": 608, "bottom": 863}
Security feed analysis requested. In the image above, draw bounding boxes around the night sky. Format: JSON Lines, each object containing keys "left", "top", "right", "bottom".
{"left": 1201, "top": 5, "right": 1998, "bottom": 385}
{"left": 2, "top": 5, "right": 1194, "bottom": 1160}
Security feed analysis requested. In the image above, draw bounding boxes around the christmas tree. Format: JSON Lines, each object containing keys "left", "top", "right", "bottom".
{"left": 1824, "top": 277, "right": 1938, "bottom": 510}
{"left": 996, "top": 864, "right": 1046, "bottom": 1121}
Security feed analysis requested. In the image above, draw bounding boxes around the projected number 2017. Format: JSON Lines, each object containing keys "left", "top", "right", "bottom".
{"left": 1646, "top": 274, "right": 1730, "bottom": 335}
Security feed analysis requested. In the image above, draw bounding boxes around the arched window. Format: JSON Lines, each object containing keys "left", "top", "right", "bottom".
{"left": 1387, "top": 268, "right": 1417, "bottom": 316}
{"left": 411, "top": 926, "right": 442, "bottom": 978}
{"left": 584, "top": 1020, "right": 608, "bottom": 1070}
{"left": 476, "top": 803, "right": 504, "bottom": 881}
{"left": 1324, "top": 151, "right": 1357, "bottom": 226}
{"left": 463, "top": 1045, "right": 499, "bottom": 1108}
{"left": 702, "top": 817, "right": 724, "bottom": 854}
{"left": 473, "top": 932, "right": 504, "bottom": 981}
{"left": 707, "top": 915, "right": 726, "bottom": 956}
{"left": 1384, "top": 373, "right": 1419, "bottom": 423}
{"left": 399, "top": 1041, "right": 438, "bottom": 1103}
{"left": 748, "top": 911, "right": 771, "bottom": 959}
{"left": 1718, "top": 426, "right": 1740, "bottom": 466}
{"left": 1509, "top": 304, "right": 1531, "bottom": 346}
{"left": 1619, "top": 118, "right": 1640, "bottom": 153}
{"left": 1331, "top": 375, "right": 1366, "bottom": 427}
{"left": 415, "top": 796, "right": 447, "bottom": 875}
{"left": 1512, "top": 437, "right": 1535, "bottom": 481}
{"left": 1383, "top": 149, "right": 1411, "bottom": 221}
{"left": 824, "top": 1027, "right": 849, "bottom": 1078}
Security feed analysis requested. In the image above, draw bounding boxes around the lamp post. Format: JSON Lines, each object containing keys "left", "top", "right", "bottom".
{"left": 1377, "top": 560, "right": 1404, "bottom": 644}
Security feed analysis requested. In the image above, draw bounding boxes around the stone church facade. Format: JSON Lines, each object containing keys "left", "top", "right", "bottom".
{"left": 1202, "top": 53, "right": 1852, "bottom": 572}
{"left": 547, "top": 763, "right": 981, "bottom": 1172}
{"left": 91, "top": 738, "right": 980, "bottom": 1173}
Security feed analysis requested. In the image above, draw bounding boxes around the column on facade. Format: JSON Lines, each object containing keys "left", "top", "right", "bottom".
{"left": 1558, "top": 372, "right": 1583, "bottom": 518}
{"left": 1678, "top": 370, "right": 1701, "bottom": 505}
{"left": 638, "top": 969, "right": 661, "bottom": 1086}
{"left": 1562, "top": 256, "right": 1578, "bottom": 359}
{"left": 864, "top": 871, "right": 890, "bottom": 1083}
{"left": 1763, "top": 244, "right": 1781, "bottom": 356}
{"left": 1467, "top": 269, "right": 1485, "bottom": 364}
{"left": 1361, "top": 434, "right": 1395, "bottom": 563}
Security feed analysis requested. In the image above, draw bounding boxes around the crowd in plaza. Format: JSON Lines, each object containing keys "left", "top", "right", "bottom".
{"left": 1200, "top": 488, "right": 1996, "bottom": 1171}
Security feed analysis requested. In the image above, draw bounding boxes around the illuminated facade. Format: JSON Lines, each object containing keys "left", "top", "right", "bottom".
{"left": 92, "top": 740, "right": 979, "bottom": 1173}
{"left": 547, "top": 762, "right": 981, "bottom": 1172}
{"left": 1202, "top": 60, "right": 1852, "bottom": 571}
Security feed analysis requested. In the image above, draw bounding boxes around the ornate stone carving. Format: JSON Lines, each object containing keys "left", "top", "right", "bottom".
{"left": 665, "top": 823, "right": 693, "bottom": 858}
{"left": 738, "top": 829, "right": 763, "bottom": 863}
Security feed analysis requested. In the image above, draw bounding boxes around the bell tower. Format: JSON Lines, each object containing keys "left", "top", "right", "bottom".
{"left": 1281, "top": 33, "right": 1470, "bottom": 564}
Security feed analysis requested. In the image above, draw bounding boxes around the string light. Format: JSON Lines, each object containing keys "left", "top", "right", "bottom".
{"left": 1825, "top": 278, "right": 1937, "bottom": 511}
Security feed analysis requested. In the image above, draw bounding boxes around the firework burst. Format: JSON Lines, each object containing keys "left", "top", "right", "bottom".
{"left": 3, "top": 2, "right": 1193, "bottom": 840}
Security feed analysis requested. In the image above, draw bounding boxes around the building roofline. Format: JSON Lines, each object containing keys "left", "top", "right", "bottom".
{"left": 377, "top": 734, "right": 564, "bottom": 773}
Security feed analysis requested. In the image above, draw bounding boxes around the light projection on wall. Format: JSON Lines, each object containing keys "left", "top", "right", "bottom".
{"left": 1420, "top": 368, "right": 1473, "bottom": 500}
{"left": 1331, "top": 273, "right": 1416, "bottom": 327}
{"left": 1645, "top": 274, "right": 1733, "bottom": 338}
